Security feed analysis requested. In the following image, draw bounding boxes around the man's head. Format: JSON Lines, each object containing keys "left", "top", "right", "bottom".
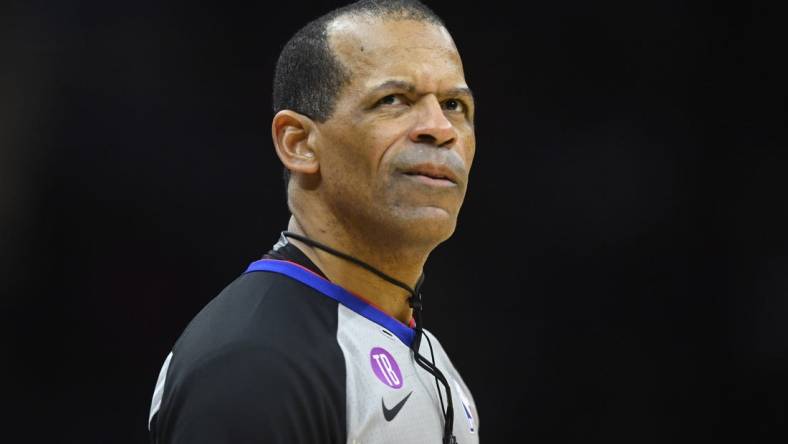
{"left": 272, "top": 0, "right": 475, "bottom": 250}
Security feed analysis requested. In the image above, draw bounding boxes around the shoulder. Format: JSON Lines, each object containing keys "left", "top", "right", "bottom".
{"left": 176, "top": 270, "right": 340, "bottom": 364}
{"left": 420, "top": 328, "right": 449, "bottom": 358}
{"left": 150, "top": 270, "right": 347, "bottom": 443}
{"left": 172, "top": 269, "right": 346, "bottom": 386}
{"left": 419, "top": 327, "right": 468, "bottom": 385}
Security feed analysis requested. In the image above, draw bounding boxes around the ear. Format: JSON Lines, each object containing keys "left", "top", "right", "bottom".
{"left": 271, "top": 110, "right": 319, "bottom": 176}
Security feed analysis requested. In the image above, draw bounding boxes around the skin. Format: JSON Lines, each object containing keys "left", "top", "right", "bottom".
{"left": 272, "top": 15, "right": 475, "bottom": 324}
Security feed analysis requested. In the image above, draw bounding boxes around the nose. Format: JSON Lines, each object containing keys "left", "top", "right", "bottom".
{"left": 408, "top": 95, "right": 457, "bottom": 148}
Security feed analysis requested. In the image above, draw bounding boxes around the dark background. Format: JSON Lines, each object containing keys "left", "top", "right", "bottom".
{"left": 2, "top": 0, "right": 786, "bottom": 442}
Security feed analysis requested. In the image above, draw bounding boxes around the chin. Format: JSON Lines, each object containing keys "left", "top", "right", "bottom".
{"left": 391, "top": 206, "right": 459, "bottom": 245}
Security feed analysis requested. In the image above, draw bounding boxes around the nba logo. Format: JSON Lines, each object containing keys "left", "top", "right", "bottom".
{"left": 453, "top": 380, "right": 476, "bottom": 433}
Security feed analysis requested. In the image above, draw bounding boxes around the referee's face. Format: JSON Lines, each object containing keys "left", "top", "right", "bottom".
{"left": 313, "top": 17, "right": 476, "bottom": 246}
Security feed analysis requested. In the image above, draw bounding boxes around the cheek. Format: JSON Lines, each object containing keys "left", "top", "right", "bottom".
{"left": 318, "top": 112, "right": 411, "bottom": 191}
{"left": 370, "top": 119, "right": 413, "bottom": 166}
{"left": 322, "top": 131, "right": 383, "bottom": 189}
{"left": 462, "top": 134, "right": 476, "bottom": 168}
{"left": 348, "top": 124, "right": 402, "bottom": 176}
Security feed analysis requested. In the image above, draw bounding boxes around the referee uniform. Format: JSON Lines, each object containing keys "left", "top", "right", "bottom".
{"left": 148, "top": 237, "right": 479, "bottom": 443}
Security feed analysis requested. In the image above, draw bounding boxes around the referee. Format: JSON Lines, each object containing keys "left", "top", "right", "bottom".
{"left": 148, "top": 1, "right": 478, "bottom": 442}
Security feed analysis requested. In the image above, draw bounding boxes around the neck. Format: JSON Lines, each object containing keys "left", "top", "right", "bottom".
{"left": 285, "top": 215, "right": 428, "bottom": 325}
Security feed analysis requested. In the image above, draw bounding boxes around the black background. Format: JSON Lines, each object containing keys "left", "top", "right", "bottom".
{"left": 2, "top": 0, "right": 786, "bottom": 442}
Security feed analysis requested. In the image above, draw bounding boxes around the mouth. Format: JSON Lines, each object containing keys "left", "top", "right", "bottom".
{"left": 401, "top": 164, "right": 459, "bottom": 187}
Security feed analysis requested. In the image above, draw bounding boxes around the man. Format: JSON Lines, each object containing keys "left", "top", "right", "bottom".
{"left": 148, "top": 0, "right": 478, "bottom": 442}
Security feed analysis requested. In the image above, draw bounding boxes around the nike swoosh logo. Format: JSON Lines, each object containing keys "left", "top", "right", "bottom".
{"left": 381, "top": 391, "right": 413, "bottom": 421}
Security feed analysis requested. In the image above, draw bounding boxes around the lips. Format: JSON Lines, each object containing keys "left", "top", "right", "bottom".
{"left": 400, "top": 163, "right": 459, "bottom": 185}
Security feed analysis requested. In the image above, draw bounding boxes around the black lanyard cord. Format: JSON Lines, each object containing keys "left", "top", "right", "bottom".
{"left": 281, "top": 231, "right": 416, "bottom": 296}
{"left": 411, "top": 285, "right": 455, "bottom": 444}
{"left": 279, "top": 231, "right": 457, "bottom": 443}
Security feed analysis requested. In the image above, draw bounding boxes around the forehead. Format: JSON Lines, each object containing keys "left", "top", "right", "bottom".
{"left": 327, "top": 16, "right": 466, "bottom": 94}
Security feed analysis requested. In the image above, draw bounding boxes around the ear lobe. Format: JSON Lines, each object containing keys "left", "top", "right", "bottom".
{"left": 272, "top": 110, "right": 319, "bottom": 175}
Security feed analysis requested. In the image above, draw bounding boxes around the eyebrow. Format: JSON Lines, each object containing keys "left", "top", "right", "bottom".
{"left": 369, "top": 80, "right": 475, "bottom": 104}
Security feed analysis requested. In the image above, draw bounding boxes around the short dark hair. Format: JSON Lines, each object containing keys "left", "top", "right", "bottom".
{"left": 272, "top": 0, "right": 445, "bottom": 191}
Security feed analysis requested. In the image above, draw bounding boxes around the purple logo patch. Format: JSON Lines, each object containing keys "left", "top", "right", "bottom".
{"left": 370, "top": 347, "right": 403, "bottom": 389}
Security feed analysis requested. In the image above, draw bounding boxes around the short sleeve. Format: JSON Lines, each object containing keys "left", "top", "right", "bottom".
{"left": 151, "top": 344, "right": 345, "bottom": 444}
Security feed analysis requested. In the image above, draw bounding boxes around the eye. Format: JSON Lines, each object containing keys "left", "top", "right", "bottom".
{"left": 377, "top": 94, "right": 405, "bottom": 106}
{"left": 442, "top": 98, "right": 465, "bottom": 112}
